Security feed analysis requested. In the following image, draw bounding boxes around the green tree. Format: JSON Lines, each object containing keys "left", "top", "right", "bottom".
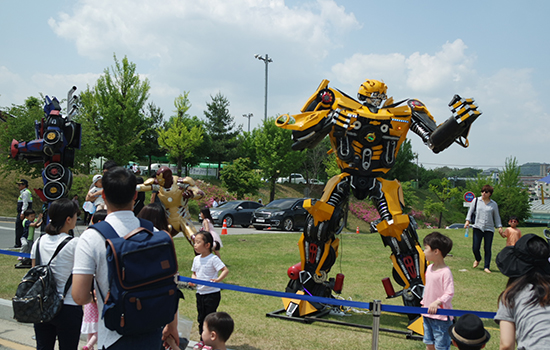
{"left": 384, "top": 139, "right": 416, "bottom": 181}
{"left": 86, "top": 55, "right": 150, "bottom": 166}
{"left": 301, "top": 136, "right": 330, "bottom": 185}
{"left": 0, "top": 97, "right": 47, "bottom": 176}
{"left": 134, "top": 102, "right": 166, "bottom": 174}
{"left": 220, "top": 157, "right": 262, "bottom": 199}
{"left": 427, "top": 178, "right": 461, "bottom": 228}
{"left": 236, "top": 130, "right": 259, "bottom": 166}
{"left": 401, "top": 181, "right": 419, "bottom": 213}
{"left": 158, "top": 93, "right": 204, "bottom": 177}
{"left": 73, "top": 88, "right": 102, "bottom": 173}
{"left": 203, "top": 93, "right": 241, "bottom": 177}
{"left": 469, "top": 157, "right": 530, "bottom": 224}
{"left": 255, "top": 117, "right": 304, "bottom": 202}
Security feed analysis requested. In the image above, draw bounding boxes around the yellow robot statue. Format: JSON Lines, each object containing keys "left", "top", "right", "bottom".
{"left": 137, "top": 166, "right": 204, "bottom": 246}
{"left": 276, "top": 79, "right": 481, "bottom": 315}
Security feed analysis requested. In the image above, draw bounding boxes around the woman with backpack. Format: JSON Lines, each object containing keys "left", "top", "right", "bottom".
{"left": 31, "top": 198, "right": 81, "bottom": 350}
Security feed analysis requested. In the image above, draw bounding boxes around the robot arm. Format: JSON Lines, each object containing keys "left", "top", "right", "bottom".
{"left": 409, "top": 95, "right": 482, "bottom": 154}
{"left": 276, "top": 112, "right": 333, "bottom": 151}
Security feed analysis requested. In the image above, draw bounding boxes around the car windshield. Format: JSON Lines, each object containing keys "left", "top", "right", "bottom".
{"left": 216, "top": 201, "right": 240, "bottom": 210}
{"left": 264, "top": 198, "right": 297, "bottom": 209}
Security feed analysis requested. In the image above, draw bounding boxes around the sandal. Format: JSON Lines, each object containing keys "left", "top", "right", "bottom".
{"left": 193, "top": 341, "right": 205, "bottom": 350}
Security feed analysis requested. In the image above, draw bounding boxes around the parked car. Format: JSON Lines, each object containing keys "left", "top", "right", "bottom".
{"left": 210, "top": 200, "right": 263, "bottom": 228}
{"left": 446, "top": 223, "right": 464, "bottom": 229}
{"left": 309, "top": 179, "right": 325, "bottom": 185}
{"left": 251, "top": 198, "right": 309, "bottom": 231}
{"left": 276, "top": 173, "right": 306, "bottom": 184}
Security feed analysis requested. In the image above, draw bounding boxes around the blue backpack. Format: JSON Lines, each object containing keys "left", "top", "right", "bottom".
{"left": 91, "top": 219, "right": 182, "bottom": 335}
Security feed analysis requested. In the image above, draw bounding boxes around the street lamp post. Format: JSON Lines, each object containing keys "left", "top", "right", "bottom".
{"left": 254, "top": 54, "right": 273, "bottom": 122}
{"left": 243, "top": 113, "right": 253, "bottom": 133}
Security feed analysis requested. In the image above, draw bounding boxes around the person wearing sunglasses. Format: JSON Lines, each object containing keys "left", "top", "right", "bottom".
{"left": 464, "top": 184, "right": 503, "bottom": 273}
{"left": 500, "top": 215, "right": 522, "bottom": 247}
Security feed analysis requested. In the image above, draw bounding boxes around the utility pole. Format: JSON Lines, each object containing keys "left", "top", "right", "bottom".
{"left": 254, "top": 54, "right": 273, "bottom": 122}
{"left": 243, "top": 113, "right": 253, "bottom": 133}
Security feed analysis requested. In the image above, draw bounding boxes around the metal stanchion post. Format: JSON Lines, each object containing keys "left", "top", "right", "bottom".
{"left": 371, "top": 300, "right": 381, "bottom": 350}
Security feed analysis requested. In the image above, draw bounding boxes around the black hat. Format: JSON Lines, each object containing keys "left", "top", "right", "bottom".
{"left": 448, "top": 313, "right": 490, "bottom": 348}
{"left": 16, "top": 179, "right": 28, "bottom": 186}
{"left": 496, "top": 234, "right": 550, "bottom": 278}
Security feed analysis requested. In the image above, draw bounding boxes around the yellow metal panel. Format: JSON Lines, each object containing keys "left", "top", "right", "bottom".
{"left": 415, "top": 244, "right": 427, "bottom": 284}
{"left": 408, "top": 316, "right": 424, "bottom": 335}
{"left": 282, "top": 291, "right": 319, "bottom": 316}
{"left": 315, "top": 240, "right": 332, "bottom": 276}
{"left": 390, "top": 254, "right": 410, "bottom": 289}
{"left": 298, "top": 234, "right": 306, "bottom": 270}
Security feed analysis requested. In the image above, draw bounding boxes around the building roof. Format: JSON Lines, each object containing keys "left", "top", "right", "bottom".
{"left": 537, "top": 174, "right": 550, "bottom": 184}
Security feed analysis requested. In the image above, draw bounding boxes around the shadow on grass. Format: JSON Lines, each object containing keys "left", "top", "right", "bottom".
{"left": 231, "top": 344, "right": 262, "bottom": 350}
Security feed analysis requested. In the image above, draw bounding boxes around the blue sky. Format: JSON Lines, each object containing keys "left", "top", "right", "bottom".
{"left": 1, "top": 0, "right": 549, "bottom": 170}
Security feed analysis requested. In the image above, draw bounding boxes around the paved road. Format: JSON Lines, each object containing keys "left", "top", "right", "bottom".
{"left": 0, "top": 218, "right": 298, "bottom": 251}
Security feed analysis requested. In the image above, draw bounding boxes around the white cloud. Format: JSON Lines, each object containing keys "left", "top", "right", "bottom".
{"left": 49, "top": 0, "right": 360, "bottom": 62}
{"left": 405, "top": 39, "right": 476, "bottom": 92}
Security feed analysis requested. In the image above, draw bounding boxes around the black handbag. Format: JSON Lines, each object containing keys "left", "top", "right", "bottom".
{"left": 470, "top": 198, "right": 478, "bottom": 225}
{"left": 12, "top": 237, "right": 73, "bottom": 323}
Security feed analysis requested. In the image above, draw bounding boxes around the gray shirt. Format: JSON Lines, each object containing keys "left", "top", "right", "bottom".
{"left": 495, "top": 284, "right": 550, "bottom": 350}
{"left": 465, "top": 197, "right": 502, "bottom": 232}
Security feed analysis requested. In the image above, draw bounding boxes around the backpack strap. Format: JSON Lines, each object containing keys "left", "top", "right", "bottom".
{"left": 90, "top": 218, "right": 155, "bottom": 240}
{"left": 35, "top": 236, "right": 74, "bottom": 298}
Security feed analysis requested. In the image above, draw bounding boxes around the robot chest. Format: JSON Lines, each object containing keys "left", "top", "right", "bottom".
{"left": 344, "top": 115, "right": 408, "bottom": 146}
{"left": 160, "top": 188, "right": 182, "bottom": 205}
{"left": 333, "top": 115, "right": 410, "bottom": 173}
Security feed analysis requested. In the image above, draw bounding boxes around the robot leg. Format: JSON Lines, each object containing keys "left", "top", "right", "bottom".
{"left": 372, "top": 178, "right": 426, "bottom": 308}
{"left": 284, "top": 174, "right": 350, "bottom": 315}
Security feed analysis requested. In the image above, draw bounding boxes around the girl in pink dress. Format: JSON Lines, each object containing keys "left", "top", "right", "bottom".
{"left": 200, "top": 207, "right": 222, "bottom": 258}
{"left": 80, "top": 293, "right": 98, "bottom": 350}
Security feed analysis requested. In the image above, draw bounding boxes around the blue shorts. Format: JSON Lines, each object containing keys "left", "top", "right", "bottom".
{"left": 423, "top": 317, "right": 452, "bottom": 350}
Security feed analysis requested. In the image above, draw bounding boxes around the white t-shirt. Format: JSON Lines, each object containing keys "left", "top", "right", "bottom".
{"left": 73, "top": 210, "right": 155, "bottom": 349}
{"left": 30, "top": 233, "right": 79, "bottom": 306}
{"left": 191, "top": 254, "right": 225, "bottom": 295}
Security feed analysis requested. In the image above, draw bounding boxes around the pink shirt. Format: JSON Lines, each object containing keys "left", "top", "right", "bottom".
{"left": 421, "top": 264, "right": 454, "bottom": 320}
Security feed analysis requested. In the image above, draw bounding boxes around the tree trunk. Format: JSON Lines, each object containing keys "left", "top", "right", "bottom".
{"left": 270, "top": 180, "right": 276, "bottom": 202}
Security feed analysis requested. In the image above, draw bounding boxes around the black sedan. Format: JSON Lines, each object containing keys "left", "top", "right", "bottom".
{"left": 210, "top": 200, "right": 263, "bottom": 228}
{"left": 251, "top": 198, "right": 309, "bottom": 231}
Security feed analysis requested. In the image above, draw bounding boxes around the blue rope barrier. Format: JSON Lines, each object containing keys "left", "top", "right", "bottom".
{"left": 0, "top": 249, "right": 29, "bottom": 258}
{"left": 178, "top": 276, "right": 496, "bottom": 319}
{"left": 0, "top": 250, "right": 496, "bottom": 319}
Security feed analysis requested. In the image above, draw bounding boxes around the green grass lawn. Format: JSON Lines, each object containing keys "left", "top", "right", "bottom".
{"left": 2, "top": 227, "right": 547, "bottom": 349}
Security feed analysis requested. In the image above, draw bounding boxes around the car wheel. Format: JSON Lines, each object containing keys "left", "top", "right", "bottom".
{"left": 223, "top": 215, "right": 233, "bottom": 228}
{"left": 283, "top": 217, "right": 294, "bottom": 231}
{"left": 254, "top": 226, "right": 264, "bottom": 230}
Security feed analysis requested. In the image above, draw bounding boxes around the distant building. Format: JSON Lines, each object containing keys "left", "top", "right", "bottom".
{"left": 534, "top": 174, "right": 550, "bottom": 199}
{"left": 527, "top": 199, "right": 550, "bottom": 225}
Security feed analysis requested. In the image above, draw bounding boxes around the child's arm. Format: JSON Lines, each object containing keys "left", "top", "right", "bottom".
{"left": 500, "top": 228, "right": 509, "bottom": 238}
{"left": 188, "top": 271, "right": 197, "bottom": 287}
{"left": 212, "top": 266, "right": 229, "bottom": 283}
{"left": 30, "top": 214, "right": 43, "bottom": 227}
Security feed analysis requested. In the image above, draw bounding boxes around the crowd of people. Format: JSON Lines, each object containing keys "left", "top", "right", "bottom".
{"left": 11, "top": 174, "right": 550, "bottom": 349}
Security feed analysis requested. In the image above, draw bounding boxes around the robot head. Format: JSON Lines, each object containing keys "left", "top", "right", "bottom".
{"left": 357, "top": 80, "right": 387, "bottom": 107}
{"left": 156, "top": 166, "right": 173, "bottom": 188}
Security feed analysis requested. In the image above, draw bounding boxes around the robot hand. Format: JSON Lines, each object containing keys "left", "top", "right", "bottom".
{"left": 429, "top": 94, "right": 482, "bottom": 153}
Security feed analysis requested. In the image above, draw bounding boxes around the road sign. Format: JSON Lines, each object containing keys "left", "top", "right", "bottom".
{"left": 464, "top": 191, "right": 475, "bottom": 202}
